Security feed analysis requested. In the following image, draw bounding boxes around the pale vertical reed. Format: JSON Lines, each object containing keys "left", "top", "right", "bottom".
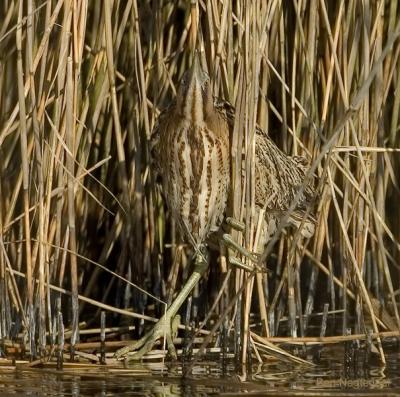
{"left": 0, "top": 0, "right": 399, "bottom": 365}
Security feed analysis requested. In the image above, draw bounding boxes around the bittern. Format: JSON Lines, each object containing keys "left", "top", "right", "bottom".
{"left": 115, "top": 53, "right": 315, "bottom": 361}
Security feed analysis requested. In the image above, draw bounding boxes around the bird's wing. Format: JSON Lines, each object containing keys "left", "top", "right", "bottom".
{"left": 256, "top": 133, "right": 315, "bottom": 210}
{"left": 214, "top": 96, "right": 315, "bottom": 214}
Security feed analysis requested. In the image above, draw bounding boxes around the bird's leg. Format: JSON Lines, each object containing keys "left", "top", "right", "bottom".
{"left": 115, "top": 252, "right": 209, "bottom": 361}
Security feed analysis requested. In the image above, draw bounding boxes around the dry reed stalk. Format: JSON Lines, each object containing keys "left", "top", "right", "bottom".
{"left": 1, "top": 0, "right": 400, "bottom": 367}
{"left": 16, "top": 0, "right": 34, "bottom": 357}
{"left": 66, "top": 56, "right": 79, "bottom": 352}
{"left": 26, "top": 0, "right": 47, "bottom": 355}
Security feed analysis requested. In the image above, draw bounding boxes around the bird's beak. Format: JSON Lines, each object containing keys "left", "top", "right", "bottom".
{"left": 187, "top": 52, "right": 202, "bottom": 86}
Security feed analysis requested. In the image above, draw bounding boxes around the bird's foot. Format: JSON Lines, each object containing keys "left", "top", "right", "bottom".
{"left": 114, "top": 314, "right": 181, "bottom": 362}
{"left": 223, "top": 217, "right": 266, "bottom": 273}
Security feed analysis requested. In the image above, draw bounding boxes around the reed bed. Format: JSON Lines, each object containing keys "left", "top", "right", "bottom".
{"left": 0, "top": 0, "right": 399, "bottom": 369}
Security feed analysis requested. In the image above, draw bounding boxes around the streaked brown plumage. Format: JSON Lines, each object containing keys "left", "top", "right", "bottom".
{"left": 152, "top": 56, "right": 315, "bottom": 250}
{"left": 215, "top": 99, "right": 315, "bottom": 243}
{"left": 151, "top": 55, "right": 231, "bottom": 247}
{"left": 114, "top": 54, "right": 315, "bottom": 361}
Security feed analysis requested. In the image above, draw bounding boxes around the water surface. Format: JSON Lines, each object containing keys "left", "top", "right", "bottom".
{"left": 1, "top": 344, "right": 399, "bottom": 396}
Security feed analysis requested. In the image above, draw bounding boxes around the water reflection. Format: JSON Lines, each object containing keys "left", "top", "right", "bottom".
{"left": 0, "top": 346, "right": 399, "bottom": 396}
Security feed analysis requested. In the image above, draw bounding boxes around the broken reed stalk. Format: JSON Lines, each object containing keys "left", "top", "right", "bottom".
{"left": 0, "top": 0, "right": 400, "bottom": 365}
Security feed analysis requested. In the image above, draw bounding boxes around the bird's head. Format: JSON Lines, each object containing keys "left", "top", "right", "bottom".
{"left": 177, "top": 52, "right": 212, "bottom": 123}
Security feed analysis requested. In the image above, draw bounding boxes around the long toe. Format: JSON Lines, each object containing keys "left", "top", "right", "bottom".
{"left": 114, "top": 336, "right": 147, "bottom": 360}
{"left": 223, "top": 233, "right": 259, "bottom": 263}
{"left": 125, "top": 336, "right": 156, "bottom": 361}
{"left": 114, "top": 315, "right": 177, "bottom": 361}
{"left": 166, "top": 332, "right": 177, "bottom": 360}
